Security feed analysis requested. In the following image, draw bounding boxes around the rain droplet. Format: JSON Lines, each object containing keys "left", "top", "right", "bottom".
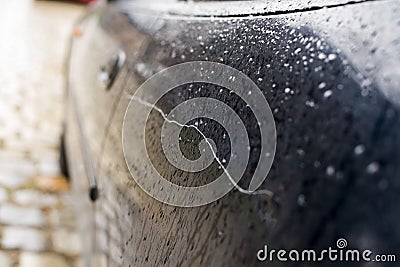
{"left": 323, "top": 90, "right": 333, "bottom": 98}
{"left": 361, "top": 89, "right": 369, "bottom": 97}
{"left": 297, "top": 149, "right": 305, "bottom": 156}
{"left": 284, "top": 88, "right": 291, "bottom": 94}
{"left": 366, "top": 162, "right": 380, "bottom": 174}
{"left": 318, "top": 53, "right": 327, "bottom": 60}
{"left": 297, "top": 194, "right": 306, "bottom": 206}
{"left": 326, "top": 165, "right": 335, "bottom": 176}
{"left": 305, "top": 100, "right": 315, "bottom": 107}
{"left": 318, "top": 82, "right": 327, "bottom": 89}
{"left": 171, "top": 50, "right": 176, "bottom": 58}
{"left": 294, "top": 47, "right": 302, "bottom": 54}
{"left": 314, "top": 66, "right": 323, "bottom": 72}
{"left": 354, "top": 144, "right": 365, "bottom": 155}
{"left": 327, "top": 54, "right": 337, "bottom": 61}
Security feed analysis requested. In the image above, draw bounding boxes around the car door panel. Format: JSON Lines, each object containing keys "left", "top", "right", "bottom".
{"left": 70, "top": 1, "right": 400, "bottom": 266}
{"left": 66, "top": 5, "right": 146, "bottom": 266}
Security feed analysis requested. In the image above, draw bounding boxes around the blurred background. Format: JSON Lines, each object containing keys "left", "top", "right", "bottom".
{"left": 0, "top": 1, "right": 86, "bottom": 266}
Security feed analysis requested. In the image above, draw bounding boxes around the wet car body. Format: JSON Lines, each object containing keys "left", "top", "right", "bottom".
{"left": 65, "top": 0, "right": 400, "bottom": 266}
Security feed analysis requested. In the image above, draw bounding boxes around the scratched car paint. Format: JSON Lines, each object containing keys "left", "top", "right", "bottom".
{"left": 64, "top": 0, "right": 400, "bottom": 266}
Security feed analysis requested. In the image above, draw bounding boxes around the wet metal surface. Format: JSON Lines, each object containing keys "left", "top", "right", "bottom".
{"left": 67, "top": 0, "right": 400, "bottom": 266}
{"left": 61, "top": 1, "right": 400, "bottom": 267}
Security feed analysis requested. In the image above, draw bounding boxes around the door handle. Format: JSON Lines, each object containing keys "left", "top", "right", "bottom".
{"left": 98, "top": 50, "right": 126, "bottom": 90}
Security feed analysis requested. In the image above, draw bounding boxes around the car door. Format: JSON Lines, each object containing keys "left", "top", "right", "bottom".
{"left": 66, "top": 4, "right": 146, "bottom": 266}
{"left": 93, "top": 0, "right": 400, "bottom": 266}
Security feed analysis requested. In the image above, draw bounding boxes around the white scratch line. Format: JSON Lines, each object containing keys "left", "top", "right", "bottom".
{"left": 129, "top": 95, "right": 274, "bottom": 198}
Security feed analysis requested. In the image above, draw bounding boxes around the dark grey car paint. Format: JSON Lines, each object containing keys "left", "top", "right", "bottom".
{"left": 66, "top": 0, "right": 400, "bottom": 266}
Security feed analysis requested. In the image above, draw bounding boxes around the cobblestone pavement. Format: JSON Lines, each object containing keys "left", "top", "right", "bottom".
{"left": 0, "top": 1, "right": 84, "bottom": 266}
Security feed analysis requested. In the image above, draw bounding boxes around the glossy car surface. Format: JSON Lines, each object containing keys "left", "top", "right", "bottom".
{"left": 65, "top": 0, "right": 400, "bottom": 266}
